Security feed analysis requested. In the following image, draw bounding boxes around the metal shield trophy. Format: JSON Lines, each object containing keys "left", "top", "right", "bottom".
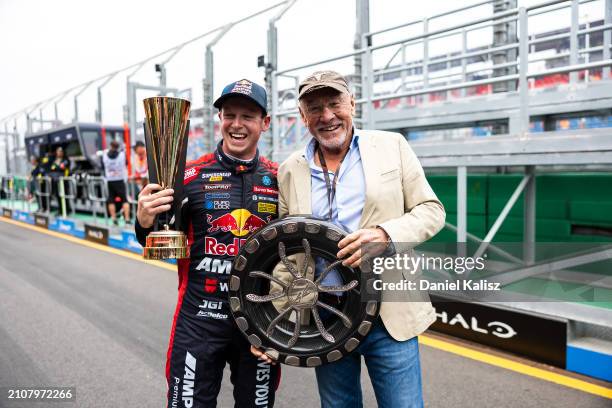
{"left": 142, "top": 96, "right": 191, "bottom": 260}
{"left": 228, "top": 216, "right": 381, "bottom": 367}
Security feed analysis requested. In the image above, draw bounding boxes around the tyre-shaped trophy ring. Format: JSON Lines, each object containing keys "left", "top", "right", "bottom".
{"left": 228, "top": 216, "right": 380, "bottom": 367}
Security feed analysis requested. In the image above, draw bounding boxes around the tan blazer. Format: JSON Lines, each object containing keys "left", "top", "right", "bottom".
{"left": 276, "top": 129, "right": 446, "bottom": 341}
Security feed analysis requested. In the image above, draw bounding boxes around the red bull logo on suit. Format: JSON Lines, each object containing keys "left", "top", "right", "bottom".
{"left": 206, "top": 209, "right": 271, "bottom": 237}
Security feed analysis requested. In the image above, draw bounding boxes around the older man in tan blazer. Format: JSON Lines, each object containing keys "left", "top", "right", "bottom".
{"left": 253, "top": 71, "right": 445, "bottom": 408}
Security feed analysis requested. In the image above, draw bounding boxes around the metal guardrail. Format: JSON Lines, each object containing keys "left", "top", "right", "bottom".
{"left": 58, "top": 176, "right": 77, "bottom": 218}
{"left": 0, "top": 173, "right": 138, "bottom": 225}
{"left": 10, "top": 176, "right": 30, "bottom": 212}
{"left": 86, "top": 176, "right": 108, "bottom": 225}
{"left": 34, "top": 176, "right": 51, "bottom": 214}
{"left": 74, "top": 173, "right": 91, "bottom": 209}
{"left": 1, "top": 175, "right": 13, "bottom": 209}
{"left": 270, "top": 0, "right": 612, "bottom": 155}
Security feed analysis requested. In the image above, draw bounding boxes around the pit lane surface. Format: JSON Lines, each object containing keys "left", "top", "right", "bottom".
{"left": 0, "top": 219, "right": 609, "bottom": 408}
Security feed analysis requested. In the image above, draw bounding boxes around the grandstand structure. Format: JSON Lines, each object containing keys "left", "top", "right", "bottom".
{"left": 1, "top": 0, "right": 611, "bottom": 383}
{"left": 271, "top": 0, "right": 612, "bottom": 148}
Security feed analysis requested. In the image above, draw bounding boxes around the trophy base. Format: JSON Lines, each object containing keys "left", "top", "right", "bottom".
{"left": 144, "top": 229, "right": 189, "bottom": 260}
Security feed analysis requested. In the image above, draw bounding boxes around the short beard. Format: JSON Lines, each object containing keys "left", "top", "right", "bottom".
{"left": 315, "top": 132, "right": 347, "bottom": 154}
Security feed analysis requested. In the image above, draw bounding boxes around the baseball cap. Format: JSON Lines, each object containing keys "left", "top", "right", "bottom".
{"left": 298, "top": 70, "right": 351, "bottom": 100}
{"left": 213, "top": 79, "right": 268, "bottom": 115}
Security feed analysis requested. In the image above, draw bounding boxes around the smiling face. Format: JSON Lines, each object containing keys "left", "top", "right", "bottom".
{"left": 218, "top": 97, "right": 270, "bottom": 160}
{"left": 299, "top": 88, "right": 355, "bottom": 155}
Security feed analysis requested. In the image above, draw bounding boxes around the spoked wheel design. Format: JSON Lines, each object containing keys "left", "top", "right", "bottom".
{"left": 229, "top": 216, "right": 380, "bottom": 367}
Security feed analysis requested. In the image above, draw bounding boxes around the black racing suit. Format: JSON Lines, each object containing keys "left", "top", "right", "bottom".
{"left": 136, "top": 143, "right": 280, "bottom": 408}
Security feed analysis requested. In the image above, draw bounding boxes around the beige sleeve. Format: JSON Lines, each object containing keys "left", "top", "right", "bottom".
{"left": 378, "top": 135, "right": 446, "bottom": 246}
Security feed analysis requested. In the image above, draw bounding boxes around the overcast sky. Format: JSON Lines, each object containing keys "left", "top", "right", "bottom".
{"left": 0, "top": 0, "right": 599, "bottom": 133}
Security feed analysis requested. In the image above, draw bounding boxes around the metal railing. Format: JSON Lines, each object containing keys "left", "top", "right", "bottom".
{"left": 34, "top": 176, "right": 51, "bottom": 214}
{"left": 9, "top": 176, "right": 30, "bottom": 212}
{"left": 0, "top": 175, "right": 13, "bottom": 208}
{"left": 0, "top": 173, "right": 141, "bottom": 226}
{"left": 270, "top": 0, "right": 612, "bottom": 157}
{"left": 58, "top": 176, "right": 77, "bottom": 218}
{"left": 86, "top": 176, "right": 108, "bottom": 225}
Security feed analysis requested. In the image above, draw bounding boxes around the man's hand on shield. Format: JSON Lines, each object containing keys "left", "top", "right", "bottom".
{"left": 136, "top": 183, "right": 174, "bottom": 228}
{"left": 337, "top": 227, "right": 391, "bottom": 268}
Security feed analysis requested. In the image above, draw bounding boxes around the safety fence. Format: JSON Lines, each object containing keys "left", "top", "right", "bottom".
{"left": 0, "top": 174, "right": 143, "bottom": 227}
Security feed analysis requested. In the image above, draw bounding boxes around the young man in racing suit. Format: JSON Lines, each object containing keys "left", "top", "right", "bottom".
{"left": 136, "top": 79, "right": 280, "bottom": 407}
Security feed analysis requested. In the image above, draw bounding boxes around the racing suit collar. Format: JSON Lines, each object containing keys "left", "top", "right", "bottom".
{"left": 215, "top": 141, "right": 259, "bottom": 174}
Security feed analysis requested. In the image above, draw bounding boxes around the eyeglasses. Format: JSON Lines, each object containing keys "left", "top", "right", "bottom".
{"left": 302, "top": 97, "right": 351, "bottom": 118}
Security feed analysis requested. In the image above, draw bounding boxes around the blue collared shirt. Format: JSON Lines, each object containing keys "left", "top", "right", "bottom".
{"left": 304, "top": 132, "right": 366, "bottom": 288}
{"left": 304, "top": 132, "right": 366, "bottom": 232}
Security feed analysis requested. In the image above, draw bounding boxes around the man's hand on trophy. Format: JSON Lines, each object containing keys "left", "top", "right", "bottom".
{"left": 136, "top": 183, "right": 174, "bottom": 228}
{"left": 250, "top": 346, "right": 277, "bottom": 365}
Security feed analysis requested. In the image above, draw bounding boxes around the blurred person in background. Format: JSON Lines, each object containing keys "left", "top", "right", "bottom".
{"left": 131, "top": 140, "right": 148, "bottom": 193}
{"left": 48, "top": 146, "right": 71, "bottom": 215}
{"left": 102, "top": 140, "right": 131, "bottom": 225}
{"left": 28, "top": 155, "right": 45, "bottom": 206}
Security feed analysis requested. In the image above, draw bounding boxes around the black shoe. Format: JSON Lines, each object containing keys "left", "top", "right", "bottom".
{"left": 113, "top": 219, "right": 119, "bottom": 226}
